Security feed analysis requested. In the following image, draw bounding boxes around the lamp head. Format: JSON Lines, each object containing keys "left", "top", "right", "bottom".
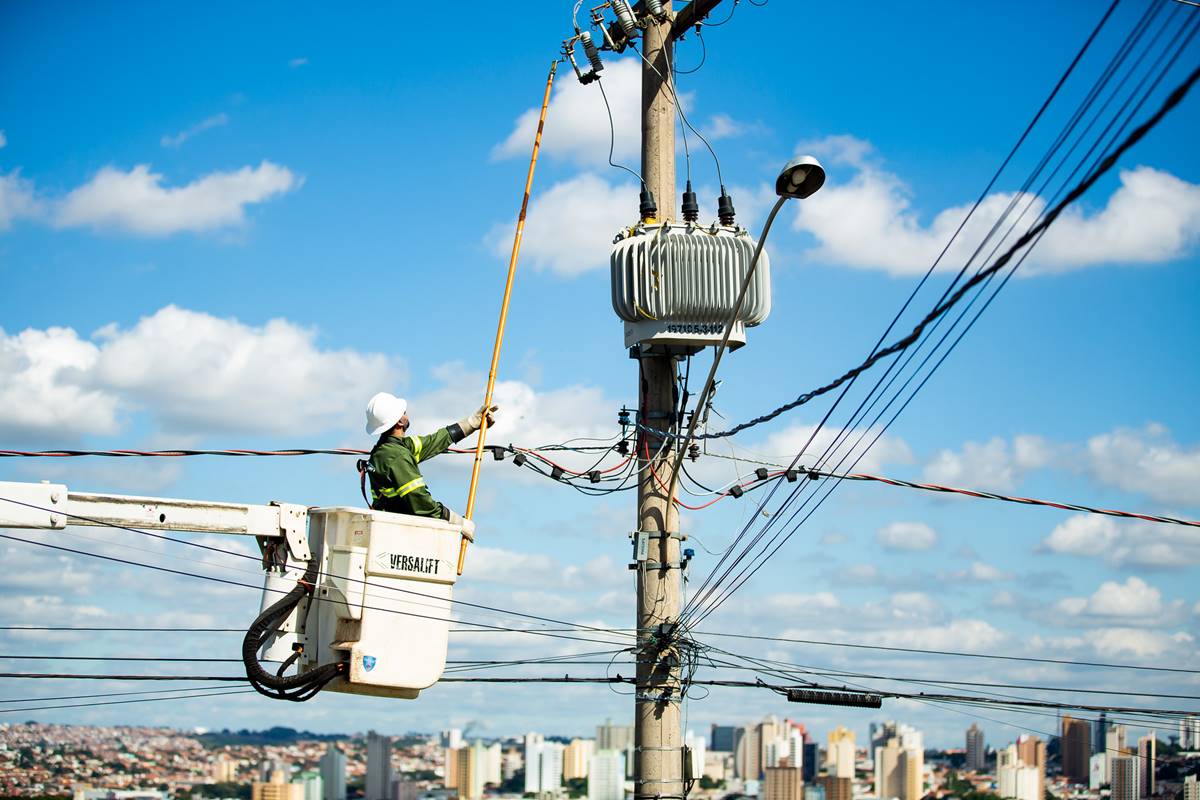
{"left": 776, "top": 155, "right": 826, "bottom": 200}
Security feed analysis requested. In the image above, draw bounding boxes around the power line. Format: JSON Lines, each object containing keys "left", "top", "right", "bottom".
{"left": 693, "top": 630, "right": 1200, "bottom": 674}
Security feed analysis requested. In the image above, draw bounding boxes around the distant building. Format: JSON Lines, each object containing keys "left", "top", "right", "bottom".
{"left": 253, "top": 783, "right": 305, "bottom": 800}
{"left": 597, "top": 720, "right": 635, "bottom": 779}
{"left": 1181, "top": 717, "right": 1200, "bottom": 750}
{"left": 525, "top": 736, "right": 564, "bottom": 795}
{"left": 965, "top": 725, "right": 986, "bottom": 773}
{"left": 827, "top": 727, "right": 855, "bottom": 779}
{"left": 75, "top": 792, "right": 167, "bottom": 800}
{"left": 441, "top": 729, "right": 463, "bottom": 750}
{"left": 455, "top": 745, "right": 482, "bottom": 800}
{"left": 589, "top": 750, "right": 626, "bottom": 800}
{"left": 1111, "top": 756, "right": 1140, "bottom": 800}
{"left": 1061, "top": 716, "right": 1092, "bottom": 785}
{"left": 997, "top": 741, "right": 1042, "bottom": 800}
{"left": 1095, "top": 714, "right": 1108, "bottom": 757}
{"left": 524, "top": 733, "right": 546, "bottom": 795}
{"left": 737, "top": 725, "right": 762, "bottom": 780}
{"left": 391, "top": 780, "right": 419, "bottom": 800}
{"left": 1136, "top": 736, "right": 1155, "bottom": 798}
{"left": 804, "top": 785, "right": 825, "bottom": 800}
{"left": 297, "top": 771, "right": 322, "bottom": 800}
{"left": 1183, "top": 774, "right": 1198, "bottom": 800}
{"left": 802, "top": 742, "right": 818, "bottom": 782}
{"left": 819, "top": 775, "right": 852, "bottom": 800}
{"left": 712, "top": 724, "right": 740, "bottom": 753}
{"left": 874, "top": 729, "right": 923, "bottom": 800}
{"left": 564, "top": 738, "right": 595, "bottom": 780}
{"left": 685, "top": 729, "right": 707, "bottom": 782}
{"left": 764, "top": 767, "right": 804, "bottom": 800}
{"left": 212, "top": 753, "right": 238, "bottom": 783}
{"left": 1089, "top": 753, "right": 1106, "bottom": 790}
{"left": 367, "top": 731, "right": 394, "bottom": 800}
{"left": 320, "top": 744, "right": 347, "bottom": 800}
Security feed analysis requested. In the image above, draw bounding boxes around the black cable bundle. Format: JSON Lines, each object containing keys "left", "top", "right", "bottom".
{"left": 242, "top": 559, "right": 344, "bottom": 701}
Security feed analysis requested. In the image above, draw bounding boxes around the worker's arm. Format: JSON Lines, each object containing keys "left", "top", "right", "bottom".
{"left": 408, "top": 404, "right": 499, "bottom": 464}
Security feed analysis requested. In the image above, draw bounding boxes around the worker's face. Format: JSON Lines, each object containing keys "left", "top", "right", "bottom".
{"left": 395, "top": 414, "right": 410, "bottom": 435}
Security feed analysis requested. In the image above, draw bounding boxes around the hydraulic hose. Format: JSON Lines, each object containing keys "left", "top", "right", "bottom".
{"left": 242, "top": 558, "right": 344, "bottom": 701}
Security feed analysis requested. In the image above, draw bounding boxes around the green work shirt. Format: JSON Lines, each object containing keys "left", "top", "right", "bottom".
{"left": 367, "top": 425, "right": 464, "bottom": 519}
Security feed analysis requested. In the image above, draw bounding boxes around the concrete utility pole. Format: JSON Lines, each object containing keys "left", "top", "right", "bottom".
{"left": 635, "top": 2, "right": 683, "bottom": 799}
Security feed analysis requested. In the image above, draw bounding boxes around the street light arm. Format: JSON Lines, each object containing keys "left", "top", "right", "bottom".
{"left": 664, "top": 194, "right": 788, "bottom": 502}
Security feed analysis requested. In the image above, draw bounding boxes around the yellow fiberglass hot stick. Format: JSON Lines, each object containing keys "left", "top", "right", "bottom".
{"left": 458, "top": 60, "right": 557, "bottom": 575}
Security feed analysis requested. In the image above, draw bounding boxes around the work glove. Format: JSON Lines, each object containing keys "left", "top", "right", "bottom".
{"left": 460, "top": 403, "right": 499, "bottom": 436}
{"left": 446, "top": 509, "right": 476, "bottom": 542}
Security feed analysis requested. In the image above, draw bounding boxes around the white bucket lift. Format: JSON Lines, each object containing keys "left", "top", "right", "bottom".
{"left": 0, "top": 481, "right": 459, "bottom": 702}
{"left": 611, "top": 222, "right": 772, "bottom": 352}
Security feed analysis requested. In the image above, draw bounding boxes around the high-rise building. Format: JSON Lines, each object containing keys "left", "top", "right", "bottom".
{"left": 1181, "top": 717, "right": 1200, "bottom": 750}
{"left": 802, "top": 743, "right": 818, "bottom": 782}
{"left": 737, "top": 725, "right": 762, "bottom": 780}
{"left": 965, "top": 725, "right": 986, "bottom": 773}
{"left": 1106, "top": 725, "right": 1128, "bottom": 785}
{"left": 589, "top": 750, "right": 626, "bottom": 800}
{"left": 1095, "top": 714, "right": 1108, "bottom": 756}
{"left": 997, "top": 740, "right": 1043, "bottom": 800}
{"left": 874, "top": 729, "right": 923, "bottom": 800}
{"left": 1182, "top": 774, "right": 1198, "bottom": 800}
{"left": 1111, "top": 756, "right": 1140, "bottom": 800}
{"left": 1137, "top": 735, "right": 1155, "bottom": 798}
{"left": 827, "top": 727, "right": 856, "bottom": 779}
{"left": 297, "top": 772, "right": 323, "bottom": 800}
{"left": 253, "top": 784, "right": 305, "bottom": 800}
{"left": 1089, "top": 754, "right": 1106, "bottom": 790}
{"left": 502, "top": 747, "right": 522, "bottom": 781}
{"left": 819, "top": 776, "right": 852, "bottom": 800}
{"left": 759, "top": 717, "right": 782, "bottom": 777}
{"left": 367, "top": 731, "right": 394, "bottom": 800}
{"left": 441, "top": 730, "right": 464, "bottom": 750}
{"left": 564, "top": 739, "right": 595, "bottom": 781}
{"left": 484, "top": 742, "right": 503, "bottom": 786}
{"left": 1061, "top": 716, "right": 1092, "bottom": 785}
{"left": 320, "top": 744, "right": 347, "bottom": 800}
{"left": 445, "top": 747, "right": 461, "bottom": 790}
{"left": 712, "top": 725, "right": 740, "bottom": 753}
{"left": 212, "top": 753, "right": 238, "bottom": 783}
{"left": 524, "top": 733, "right": 546, "bottom": 795}
{"left": 455, "top": 744, "right": 485, "bottom": 800}
{"left": 764, "top": 767, "right": 805, "bottom": 800}
{"left": 597, "top": 720, "right": 634, "bottom": 752}
{"left": 391, "top": 780, "right": 419, "bottom": 800}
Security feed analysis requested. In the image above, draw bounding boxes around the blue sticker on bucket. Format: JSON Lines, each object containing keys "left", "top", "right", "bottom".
{"left": 363, "top": 655, "right": 377, "bottom": 672}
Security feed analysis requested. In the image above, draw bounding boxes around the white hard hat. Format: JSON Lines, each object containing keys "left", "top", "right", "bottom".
{"left": 365, "top": 392, "right": 408, "bottom": 436}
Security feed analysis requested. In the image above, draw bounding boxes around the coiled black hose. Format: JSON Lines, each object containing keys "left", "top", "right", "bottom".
{"left": 242, "top": 558, "right": 344, "bottom": 701}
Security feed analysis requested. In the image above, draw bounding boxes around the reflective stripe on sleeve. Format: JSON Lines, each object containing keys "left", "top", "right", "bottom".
{"left": 411, "top": 435, "right": 424, "bottom": 462}
{"left": 377, "top": 476, "right": 427, "bottom": 498}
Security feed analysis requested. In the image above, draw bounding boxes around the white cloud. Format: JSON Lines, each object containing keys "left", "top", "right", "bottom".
{"left": 492, "top": 59, "right": 642, "bottom": 167}
{"left": 705, "top": 113, "right": 746, "bottom": 140}
{"left": 289, "top": 57, "right": 309, "bottom": 68}
{"left": 0, "top": 325, "right": 118, "bottom": 439}
{"left": 1055, "top": 576, "right": 1164, "bottom": 620}
{"left": 876, "top": 521, "right": 937, "bottom": 551}
{"left": 791, "top": 134, "right": 1200, "bottom": 276}
{"left": 1039, "top": 513, "right": 1200, "bottom": 569}
{"left": 966, "top": 561, "right": 1009, "bottom": 581}
{"left": 0, "top": 169, "right": 42, "bottom": 230}
{"left": 1089, "top": 628, "right": 1194, "bottom": 660}
{"left": 56, "top": 161, "right": 299, "bottom": 235}
{"left": 923, "top": 435, "right": 1053, "bottom": 491}
{"left": 0, "top": 306, "right": 403, "bottom": 439}
{"left": 487, "top": 172, "right": 636, "bottom": 276}
{"left": 1040, "top": 515, "right": 1120, "bottom": 556}
{"left": 89, "top": 306, "right": 400, "bottom": 435}
{"left": 1084, "top": 424, "right": 1200, "bottom": 507}
{"left": 160, "top": 112, "right": 229, "bottom": 148}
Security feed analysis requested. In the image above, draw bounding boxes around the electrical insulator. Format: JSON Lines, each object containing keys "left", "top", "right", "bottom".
{"left": 688, "top": 443, "right": 700, "bottom": 462}
{"left": 681, "top": 180, "right": 699, "bottom": 222}
{"left": 492, "top": 446, "right": 506, "bottom": 461}
{"left": 580, "top": 32, "right": 604, "bottom": 74}
{"left": 639, "top": 184, "right": 658, "bottom": 221}
{"left": 618, "top": 407, "right": 631, "bottom": 427}
{"left": 589, "top": 470, "right": 601, "bottom": 484}
{"left": 551, "top": 466, "right": 565, "bottom": 481}
{"left": 513, "top": 452, "right": 528, "bottom": 467}
{"left": 755, "top": 467, "right": 769, "bottom": 481}
{"left": 808, "top": 469, "right": 820, "bottom": 481}
{"left": 785, "top": 468, "right": 798, "bottom": 482}
{"left": 645, "top": 0, "right": 665, "bottom": 17}
{"left": 717, "top": 186, "right": 736, "bottom": 226}
{"left": 613, "top": 0, "right": 638, "bottom": 39}
{"left": 617, "top": 439, "right": 630, "bottom": 456}
{"left": 729, "top": 485, "right": 744, "bottom": 498}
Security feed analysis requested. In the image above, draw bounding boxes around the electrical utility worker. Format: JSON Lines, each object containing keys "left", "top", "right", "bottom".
{"left": 361, "top": 392, "right": 498, "bottom": 541}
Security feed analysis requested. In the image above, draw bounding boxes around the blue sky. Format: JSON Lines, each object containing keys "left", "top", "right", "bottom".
{"left": 1, "top": 1, "right": 1198, "bottom": 748}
